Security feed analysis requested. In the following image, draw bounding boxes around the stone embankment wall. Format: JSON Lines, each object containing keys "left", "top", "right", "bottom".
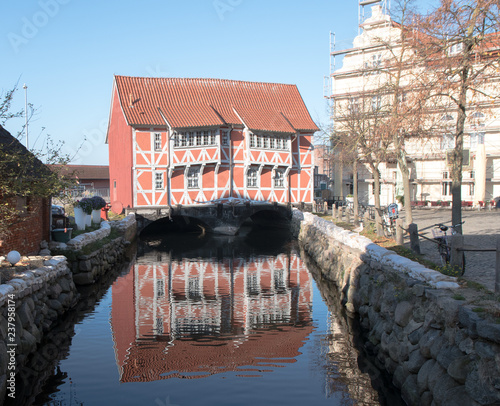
{"left": 51, "top": 214, "right": 136, "bottom": 285}
{"left": 293, "top": 210, "right": 500, "bottom": 406}
{"left": 0, "top": 214, "right": 137, "bottom": 400}
{"left": 0, "top": 256, "right": 77, "bottom": 400}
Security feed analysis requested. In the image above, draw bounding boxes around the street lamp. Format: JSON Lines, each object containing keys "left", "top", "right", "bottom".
{"left": 23, "top": 83, "right": 28, "bottom": 149}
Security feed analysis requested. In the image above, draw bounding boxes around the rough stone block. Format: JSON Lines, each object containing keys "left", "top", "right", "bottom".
{"left": 395, "top": 301, "right": 413, "bottom": 327}
{"left": 447, "top": 355, "right": 471, "bottom": 384}
{"left": 406, "top": 349, "right": 427, "bottom": 374}
{"left": 401, "top": 374, "right": 420, "bottom": 406}
{"left": 418, "top": 359, "right": 436, "bottom": 393}
{"left": 420, "top": 329, "right": 442, "bottom": 359}
{"left": 476, "top": 321, "right": 500, "bottom": 345}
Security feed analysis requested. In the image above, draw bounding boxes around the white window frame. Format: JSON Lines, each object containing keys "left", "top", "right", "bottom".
{"left": 441, "top": 134, "right": 454, "bottom": 150}
{"left": 371, "top": 95, "right": 381, "bottom": 112}
{"left": 187, "top": 166, "right": 200, "bottom": 189}
{"left": 155, "top": 171, "right": 164, "bottom": 189}
{"left": 154, "top": 133, "right": 162, "bottom": 151}
{"left": 247, "top": 167, "right": 258, "bottom": 188}
{"left": 470, "top": 132, "right": 485, "bottom": 149}
{"left": 221, "top": 130, "right": 229, "bottom": 145}
{"left": 274, "top": 169, "right": 285, "bottom": 188}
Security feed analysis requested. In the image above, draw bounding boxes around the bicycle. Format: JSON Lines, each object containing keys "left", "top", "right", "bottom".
{"left": 431, "top": 222, "right": 466, "bottom": 274}
{"left": 382, "top": 203, "right": 399, "bottom": 237}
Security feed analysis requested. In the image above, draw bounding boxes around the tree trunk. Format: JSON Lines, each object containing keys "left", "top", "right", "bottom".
{"left": 353, "top": 159, "right": 359, "bottom": 222}
{"left": 372, "top": 167, "right": 383, "bottom": 236}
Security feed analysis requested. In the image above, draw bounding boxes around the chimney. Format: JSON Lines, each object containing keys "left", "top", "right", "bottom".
{"left": 129, "top": 93, "right": 133, "bottom": 108}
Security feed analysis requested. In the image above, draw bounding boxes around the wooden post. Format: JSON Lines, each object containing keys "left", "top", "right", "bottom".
{"left": 450, "top": 234, "right": 464, "bottom": 270}
{"left": 396, "top": 218, "right": 404, "bottom": 245}
{"left": 496, "top": 236, "right": 500, "bottom": 293}
{"left": 408, "top": 223, "right": 421, "bottom": 254}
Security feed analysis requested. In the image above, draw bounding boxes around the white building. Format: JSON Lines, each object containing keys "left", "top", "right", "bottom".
{"left": 329, "top": 3, "right": 500, "bottom": 208}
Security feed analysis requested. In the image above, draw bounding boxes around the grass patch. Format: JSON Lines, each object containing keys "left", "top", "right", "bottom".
{"left": 452, "top": 294, "right": 466, "bottom": 301}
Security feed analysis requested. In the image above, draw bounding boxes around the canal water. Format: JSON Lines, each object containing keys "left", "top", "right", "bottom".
{"left": 8, "top": 226, "right": 404, "bottom": 406}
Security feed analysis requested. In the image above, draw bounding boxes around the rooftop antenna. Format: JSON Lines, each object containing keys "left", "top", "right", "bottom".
{"left": 23, "top": 83, "right": 28, "bottom": 150}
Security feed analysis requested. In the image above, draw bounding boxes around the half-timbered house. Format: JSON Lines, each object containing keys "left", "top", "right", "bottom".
{"left": 106, "top": 76, "right": 318, "bottom": 214}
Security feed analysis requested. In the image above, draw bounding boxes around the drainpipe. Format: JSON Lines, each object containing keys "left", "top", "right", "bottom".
{"left": 158, "top": 108, "right": 173, "bottom": 209}
{"left": 290, "top": 133, "right": 298, "bottom": 204}
{"left": 229, "top": 125, "right": 234, "bottom": 198}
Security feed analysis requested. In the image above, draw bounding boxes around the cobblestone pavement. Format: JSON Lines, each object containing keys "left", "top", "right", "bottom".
{"left": 399, "top": 208, "right": 500, "bottom": 291}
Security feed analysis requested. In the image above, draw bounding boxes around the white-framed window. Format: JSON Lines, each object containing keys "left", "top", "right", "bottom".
{"left": 449, "top": 42, "right": 463, "bottom": 55}
{"left": 249, "top": 133, "right": 256, "bottom": 148}
{"left": 155, "top": 317, "right": 164, "bottom": 335}
{"left": 468, "top": 183, "right": 474, "bottom": 196}
{"left": 269, "top": 136, "right": 276, "bottom": 149}
{"left": 154, "top": 133, "right": 162, "bottom": 151}
{"left": 187, "top": 166, "right": 200, "bottom": 189}
{"left": 180, "top": 133, "right": 187, "bottom": 147}
{"left": 256, "top": 134, "right": 262, "bottom": 148}
{"left": 274, "top": 169, "right": 285, "bottom": 188}
{"left": 156, "top": 279, "right": 165, "bottom": 297}
{"left": 221, "top": 130, "right": 229, "bottom": 145}
{"left": 188, "top": 277, "right": 201, "bottom": 300}
{"left": 263, "top": 135, "right": 269, "bottom": 149}
{"left": 174, "top": 130, "right": 216, "bottom": 148}
{"left": 470, "top": 132, "right": 485, "bottom": 149}
{"left": 442, "top": 171, "right": 451, "bottom": 196}
{"left": 155, "top": 171, "right": 163, "bottom": 189}
{"left": 348, "top": 97, "right": 359, "bottom": 113}
{"left": 371, "top": 95, "right": 381, "bottom": 112}
{"left": 441, "top": 134, "right": 454, "bottom": 150}
{"left": 247, "top": 167, "right": 258, "bottom": 187}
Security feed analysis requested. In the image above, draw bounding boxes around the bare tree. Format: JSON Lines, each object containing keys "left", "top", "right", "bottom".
{"left": 410, "top": 0, "right": 500, "bottom": 231}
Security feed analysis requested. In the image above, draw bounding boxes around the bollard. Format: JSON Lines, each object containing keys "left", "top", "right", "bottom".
{"left": 324, "top": 201, "right": 328, "bottom": 215}
{"left": 346, "top": 209, "right": 351, "bottom": 224}
{"left": 340, "top": 206, "right": 345, "bottom": 222}
{"left": 451, "top": 234, "right": 465, "bottom": 271}
{"left": 332, "top": 205, "right": 336, "bottom": 219}
{"left": 496, "top": 236, "right": 500, "bottom": 293}
{"left": 408, "top": 223, "right": 421, "bottom": 254}
{"left": 396, "top": 218, "right": 404, "bottom": 245}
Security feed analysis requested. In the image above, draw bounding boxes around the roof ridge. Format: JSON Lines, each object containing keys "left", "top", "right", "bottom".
{"left": 114, "top": 75, "right": 297, "bottom": 88}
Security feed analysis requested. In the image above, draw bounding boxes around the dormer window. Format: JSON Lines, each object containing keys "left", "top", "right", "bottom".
{"left": 449, "top": 42, "right": 463, "bottom": 55}
{"left": 249, "top": 132, "right": 290, "bottom": 150}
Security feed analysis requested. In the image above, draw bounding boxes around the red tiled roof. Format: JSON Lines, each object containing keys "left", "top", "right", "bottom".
{"left": 114, "top": 76, "right": 319, "bottom": 133}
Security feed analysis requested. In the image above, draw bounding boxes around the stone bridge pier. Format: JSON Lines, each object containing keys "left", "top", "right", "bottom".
{"left": 130, "top": 202, "right": 294, "bottom": 236}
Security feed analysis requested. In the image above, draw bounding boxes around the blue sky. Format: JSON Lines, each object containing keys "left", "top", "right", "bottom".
{"left": 2, "top": 0, "right": 366, "bottom": 165}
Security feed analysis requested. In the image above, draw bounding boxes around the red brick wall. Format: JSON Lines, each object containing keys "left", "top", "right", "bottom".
{"left": 0, "top": 196, "right": 50, "bottom": 256}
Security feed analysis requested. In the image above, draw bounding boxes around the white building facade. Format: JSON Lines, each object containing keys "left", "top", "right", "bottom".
{"left": 329, "top": 4, "right": 500, "bottom": 208}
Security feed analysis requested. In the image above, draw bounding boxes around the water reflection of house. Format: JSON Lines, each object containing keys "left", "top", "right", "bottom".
{"left": 111, "top": 253, "right": 313, "bottom": 382}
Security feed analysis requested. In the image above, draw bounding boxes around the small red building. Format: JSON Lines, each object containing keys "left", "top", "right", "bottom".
{"left": 0, "top": 126, "right": 51, "bottom": 255}
{"left": 106, "top": 76, "right": 318, "bottom": 210}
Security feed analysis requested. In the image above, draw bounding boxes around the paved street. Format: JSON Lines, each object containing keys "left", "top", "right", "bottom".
{"left": 399, "top": 208, "right": 500, "bottom": 290}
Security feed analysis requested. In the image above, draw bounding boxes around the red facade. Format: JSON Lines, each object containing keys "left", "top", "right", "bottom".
{"left": 106, "top": 76, "right": 318, "bottom": 209}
